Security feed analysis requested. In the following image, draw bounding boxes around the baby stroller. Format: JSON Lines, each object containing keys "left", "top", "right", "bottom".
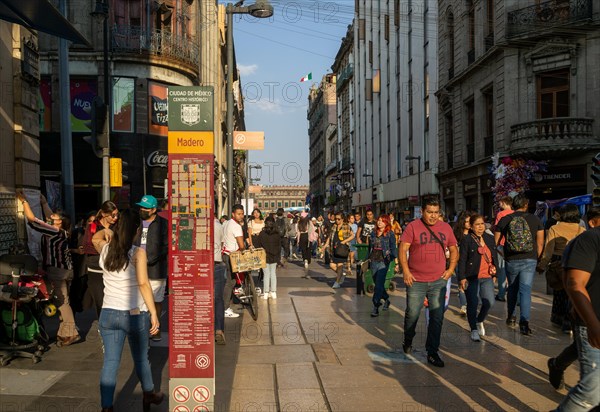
{"left": 0, "top": 254, "right": 52, "bottom": 366}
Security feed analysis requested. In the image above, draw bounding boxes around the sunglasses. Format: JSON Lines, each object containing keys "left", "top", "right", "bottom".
{"left": 335, "top": 218, "right": 343, "bottom": 221}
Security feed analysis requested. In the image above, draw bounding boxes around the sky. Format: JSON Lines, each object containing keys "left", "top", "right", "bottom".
{"left": 218, "top": 0, "right": 354, "bottom": 186}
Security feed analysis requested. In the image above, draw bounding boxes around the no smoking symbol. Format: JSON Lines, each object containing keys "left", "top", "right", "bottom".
{"left": 195, "top": 354, "right": 210, "bottom": 369}
{"left": 173, "top": 385, "right": 190, "bottom": 403}
{"left": 235, "top": 133, "right": 246, "bottom": 145}
{"left": 193, "top": 385, "right": 210, "bottom": 403}
{"left": 174, "top": 406, "right": 190, "bottom": 412}
{"left": 193, "top": 406, "right": 209, "bottom": 412}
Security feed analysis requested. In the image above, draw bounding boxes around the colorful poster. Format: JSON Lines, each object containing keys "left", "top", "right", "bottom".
{"left": 112, "top": 77, "right": 134, "bottom": 132}
{"left": 70, "top": 79, "right": 98, "bottom": 132}
{"left": 149, "top": 81, "right": 168, "bottom": 136}
{"left": 39, "top": 77, "right": 52, "bottom": 132}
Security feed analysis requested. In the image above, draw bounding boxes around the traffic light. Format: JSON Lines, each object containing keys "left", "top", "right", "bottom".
{"left": 593, "top": 187, "right": 600, "bottom": 207}
{"left": 592, "top": 152, "right": 600, "bottom": 186}
{"left": 109, "top": 158, "right": 129, "bottom": 187}
{"left": 83, "top": 96, "right": 108, "bottom": 158}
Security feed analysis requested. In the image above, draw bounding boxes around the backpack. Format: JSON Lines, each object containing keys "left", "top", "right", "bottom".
{"left": 275, "top": 218, "right": 287, "bottom": 237}
{"left": 505, "top": 214, "right": 534, "bottom": 253}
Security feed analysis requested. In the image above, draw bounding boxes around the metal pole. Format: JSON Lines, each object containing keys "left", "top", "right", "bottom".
{"left": 245, "top": 152, "right": 249, "bottom": 217}
{"left": 101, "top": 4, "right": 111, "bottom": 202}
{"left": 58, "top": 0, "right": 75, "bottom": 221}
{"left": 226, "top": 4, "right": 234, "bottom": 211}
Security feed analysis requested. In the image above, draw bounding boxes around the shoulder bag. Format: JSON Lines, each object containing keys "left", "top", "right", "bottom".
{"left": 421, "top": 219, "right": 450, "bottom": 269}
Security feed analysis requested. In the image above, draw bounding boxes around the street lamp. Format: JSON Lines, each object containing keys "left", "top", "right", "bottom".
{"left": 246, "top": 164, "right": 262, "bottom": 216}
{"left": 405, "top": 155, "right": 422, "bottom": 206}
{"left": 91, "top": 0, "right": 110, "bottom": 202}
{"left": 226, "top": 1, "right": 273, "bottom": 211}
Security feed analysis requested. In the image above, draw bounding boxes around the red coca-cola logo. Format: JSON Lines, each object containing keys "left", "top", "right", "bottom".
{"left": 147, "top": 150, "right": 168, "bottom": 168}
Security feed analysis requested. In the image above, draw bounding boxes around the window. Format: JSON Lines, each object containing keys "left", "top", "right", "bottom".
{"left": 537, "top": 70, "right": 569, "bottom": 118}
{"left": 298, "top": 201, "right": 303, "bottom": 207}
{"left": 445, "top": 113, "right": 454, "bottom": 169}
{"left": 484, "top": 88, "right": 494, "bottom": 156}
{"left": 258, "top": 202, "right": 262, "bottom": 208}
{"left": 487, "top": 0, "right": 494, "bottom": 36}
{"left": 358, "top": 19, "right": 365, "bottom": 40}
{"left": 284, "top": 202, "right": 289, "bottom": 208}
{"left": 369, "top": 41, "right": 373, "bottom": 64}
{"left": 278, "top": 201, "right": 282, "bottom": 208}
{"left": 291, "top": 201, "right": 296, "bottom": 207}
{"left": 394, "top": 0, "right": 400, "bottom": 26}
{"left": 112, "top": 77, "right": 135, "bottom": 133}
{"left": 468, "top": 0, "right": 475, "bottom": 52}
{"left": 447, "top": 11, "right": 455, "bottom": 77}
{"left": 385, "top": 15, "right": 390, "bottom": 42}
{"left": 271, "top": 201, "right": 275, "bottom": 208}
{"left": 466, "top": 100, "right": 475, "bottom": 163}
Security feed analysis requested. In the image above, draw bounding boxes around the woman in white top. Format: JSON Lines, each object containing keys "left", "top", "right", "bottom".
{"left": 247, "top": 208, "right": 265, "bottom": 247}
{"left": 92, "top": 209, "right": 163, "bottom": 412}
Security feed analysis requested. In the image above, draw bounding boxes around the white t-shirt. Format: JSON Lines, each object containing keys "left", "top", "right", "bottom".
{"left": 99, "top": 244, "right": 147, "bottom": 311}
{"left": 214, "top": 218, "right": 223, "bottom": 262}
{"left": 222, "top": 219, "right": 243, "bottom": 254}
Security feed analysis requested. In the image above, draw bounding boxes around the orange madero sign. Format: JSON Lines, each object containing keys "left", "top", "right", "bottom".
{"left": 168, "top": 131, "right": 214, "bottom": 154}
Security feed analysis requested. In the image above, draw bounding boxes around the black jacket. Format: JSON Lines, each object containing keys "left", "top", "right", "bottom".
{"left": 138, "top": 215, "right": 168, "bottom": 280}
{"left": 254, "top": 230, "right": 282, "bottom": 264}
{"left": 457, "top": 232, "right": 498, "bottom": 281}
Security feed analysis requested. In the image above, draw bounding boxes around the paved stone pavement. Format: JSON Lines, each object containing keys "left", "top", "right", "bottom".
{"left": 0, "top": 258, "right": 576, "bottom": 411}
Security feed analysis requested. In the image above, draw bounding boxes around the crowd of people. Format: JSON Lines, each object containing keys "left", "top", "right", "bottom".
{"left": 11, "top": 189, "right": 600, "bottom": 411}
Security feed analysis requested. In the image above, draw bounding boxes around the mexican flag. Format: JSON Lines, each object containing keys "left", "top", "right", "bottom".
{"left": 300, "top": 73, "right": 312, "bottom": 82}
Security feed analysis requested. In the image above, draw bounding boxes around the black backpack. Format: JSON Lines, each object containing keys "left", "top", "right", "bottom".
{"left": 275, "top": 218, "right": 287, "bottom": 237}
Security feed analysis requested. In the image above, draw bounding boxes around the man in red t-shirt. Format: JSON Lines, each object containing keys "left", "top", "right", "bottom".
{"left": 399, "top": 197, "right": 458, "bottom": 368}
{"left": 492, "top": 196, "right": 514, "bottom": 302}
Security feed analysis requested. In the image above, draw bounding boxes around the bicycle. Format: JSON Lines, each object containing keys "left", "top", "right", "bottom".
{"left": 233, "top": 271, "right": 258, "bottom": 320}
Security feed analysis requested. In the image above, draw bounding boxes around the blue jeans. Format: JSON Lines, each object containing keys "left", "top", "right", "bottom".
{"left": 505, "top": 258, "right": 537, "bottom": 323}
{"left": 371, "top": 261, "right": 389, "bottom": 307}
{"left": 404, "top": 278, "right": 447, "bottom": 355}
{"left": 263, "top": 263, "right": 277, "bottom": 293}
{"left": 465, "top": 277, "right": 495, "bottom": 331}
{"left": 99, "top": 308, "right": 154, "bottom": 408}
{"left": 554, "top": 325, "right": 600, "bottom": 411}
{"left": 214, "top": 262, "right": 226, "bottom": 332}
{"left": 496, "top": 248, "right": 507, "bottom": 299}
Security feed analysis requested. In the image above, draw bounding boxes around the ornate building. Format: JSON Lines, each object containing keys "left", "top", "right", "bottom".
{"left": 253, "top": 186, "right": 309, "bottom": 214}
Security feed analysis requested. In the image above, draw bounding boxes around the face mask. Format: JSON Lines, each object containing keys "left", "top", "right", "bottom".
{"left": 140, "top": 210, "right": 153, "bottom": 220}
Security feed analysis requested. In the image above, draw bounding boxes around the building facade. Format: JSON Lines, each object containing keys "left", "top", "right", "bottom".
{"left": 437, "top": 0, "right": 600, "bottom": 217}
{"left": 253, "top": 186, "right": 309, "bottom": 214}
{"left": 307, "top": 74, "right": 336, "bottom": 215}
{"left": 352, "top": 0, "right": 439, "bottom": 216}
{"left": 331, "top": 24, "right": 356, "bottom": 214}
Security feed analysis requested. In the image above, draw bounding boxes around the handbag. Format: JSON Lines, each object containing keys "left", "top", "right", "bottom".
{"left": 545, "top": 260, "right": 564, "bottom": 290}
{"left": 334, "top": 243, "right": 350, "bottom": 259}
{"left": 471, "top": 234, "right": 496, "bottom": 276}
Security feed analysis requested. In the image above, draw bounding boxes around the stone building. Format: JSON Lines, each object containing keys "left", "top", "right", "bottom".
{"left": 437, "top": 0, "right": 600, "bottom": 217}
{"left": 253, "top": 186, "right": 309, "bottom": 214}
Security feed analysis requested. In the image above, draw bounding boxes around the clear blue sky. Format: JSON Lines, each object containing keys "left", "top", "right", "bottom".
{"left": 219, "top": 1, "right": 354, "bottom": 186}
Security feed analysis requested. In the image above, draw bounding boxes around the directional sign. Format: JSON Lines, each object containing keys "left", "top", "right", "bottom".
{"left": 192, "top": 385, "right": 210, "bottom": 403}
{"left": 172, "top": 385, "right": 190, "bottom": 403}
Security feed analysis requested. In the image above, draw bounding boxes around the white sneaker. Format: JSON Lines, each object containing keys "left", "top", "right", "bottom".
{"left": 332, "top": 282, "right": 340, "bottom": 289}
{"left": 476, "top": 322, "right": 486, "bottom": 336}
{"left": 460, "top": 305, "right": 467, "bottom": 315}
{"left": 470, "top": 330, "right": 481, "bottom": 342}
{"left": 270, "top": 292, "right": 277, "bottom": 299}
{"left": 224, "top": 308, "right": 240, "bottom": 318}
{"left": 304, "top": 260, "right": 308, "bottom": 269}
{"left": 262, "top": 293, "right": 269, "bottom": 300}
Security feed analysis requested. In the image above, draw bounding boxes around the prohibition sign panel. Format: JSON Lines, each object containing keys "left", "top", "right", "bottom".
{"left": 173, "top": 405, "right": 190, "bottom": 412}
{"left": 192, "top": 385, "right": 210, "bottom": 403}
{"left": 173, "top": 385, "right": 190, "bottom": 403}
{"left": 193, "top": 406, "right": 210, "bottom": 412}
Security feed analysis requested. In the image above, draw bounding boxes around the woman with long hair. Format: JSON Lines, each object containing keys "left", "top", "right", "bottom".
{"left": 322, "top": 212, "right": 355, "bottom": 289}
{"left": 81, "top": 201, "right": 119, "bottom": 319}
{"left": 247, "top": 208, "right": 264, "bottom": 248}
{"left": 92, "top": 209, "right": 163, "bottom": 412}
{"left": 16, "top": 191, "right": 80, "bottom": 346}
{"left": 296, "top": 212, "right": 317, "bottom": 277}
{"left": 457, "top": 214, "right": 498, "bottom": 342}
{"left": 253, "top": 217, "right": 282, "bottom": 299}
{"left": 369, "top": 215, "right": 398, "bottom": 317}
{"left": 453, "top": 211, "right": 473, "bottom": 315}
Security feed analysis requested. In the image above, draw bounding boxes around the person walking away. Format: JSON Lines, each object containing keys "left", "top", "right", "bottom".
{"left": 135, "top": 195, "right": 168, "bottom": 342}
{"left": 274, "top": 208, "right": 290, "bottom": 266}
{"left": 400, "top": 197, "right": 458, "bottom": 367}
{"left": 289, "top": 214, "right": 299, "bottom": 259}
{"left": 81, "top": 201, "right": 119, "bottom": 320}
{"left": 254, "top": 217, "right": 281, "bottom": 299}
{"left": 390, "top": 211, "right": 402, "bottom": 273}
{"left": 552, "top": 224, "right": 600, "bottom": 411}
{"left": 369, "top": 215, "right": 398, "bottom": 317}
{"left": 547, "top": 207, "right": 600, "bottom": 391}
{"left": 92, "top": 209, "right": 163, "bottom": 412}
{"left": 356, "top": 209, "right": 376, "bottom": 244}
{"left": 17, "top": 191, "right": 80, "bottom": 346}
{"left": 494, "top": 193, "right": 544, "bottom": 335}
{"left": 453, "top": 211, "right": 474, "bottom": 315}
{"left": 297, "top": 212, "right": 317, "bottom": 278}
{"left": 493, "top": 196, "right": 514, "bottom": 302}
{"left": 322, "top": 212, "right": 355, "bottom": 290}
{"left": 221, "top": 205, "right": 245, "bottom": 319}
{"left": 321, "top": 211, "right": 335, "bottom": 264}
{"left": 457, "top": 214, "right": 498, "bottom": 342}
{"left": 538, "top": 204, "right": 585, "bottom": 333}
{"left": 213, "top": 216, "right": 226, "bottom": 344}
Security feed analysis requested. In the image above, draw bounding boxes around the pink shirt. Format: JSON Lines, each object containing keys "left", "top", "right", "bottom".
{"left": 401, "top": 219, "right": 457, "bottom": 282}
{"left": 494, "top": 209, "right": 514, "bottom": 246}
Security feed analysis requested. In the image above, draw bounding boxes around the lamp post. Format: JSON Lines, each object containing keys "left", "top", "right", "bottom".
{"left": 405, "top": 155, "right": 422, "bottom": 206}
{"left": 246, "top": 164, "right": 262, "bottom": 216}
{"left": 91, "top": 0, "right": 110, "bottom": 202}
{"left": 226, "top": 1, "right": 273, "bottom": 211}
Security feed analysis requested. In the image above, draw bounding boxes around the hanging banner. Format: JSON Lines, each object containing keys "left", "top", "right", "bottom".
{"left": 168, "top": 86, "right": 215, "bottom": 412}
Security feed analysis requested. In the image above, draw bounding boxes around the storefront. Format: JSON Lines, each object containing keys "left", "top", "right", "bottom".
{"left": 441, "top": 184, "right": 455, "bottom": 218}
{"left": 528, "top": 165, "right": 588, "bottom": 204}
{"left": 463, "top": 177, "right": 479, "bottom": 212}
{"left": 480, "top": 175, "right": 495, "bottom": 219}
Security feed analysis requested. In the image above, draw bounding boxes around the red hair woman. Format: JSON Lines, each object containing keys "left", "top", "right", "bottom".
{"left": 369, "top": 215, "right": 398, "bottom": 317}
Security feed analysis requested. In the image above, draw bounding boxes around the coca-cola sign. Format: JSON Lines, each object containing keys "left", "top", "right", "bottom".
{"left": 147, "top": 150, "right": 168, "bottom": 168}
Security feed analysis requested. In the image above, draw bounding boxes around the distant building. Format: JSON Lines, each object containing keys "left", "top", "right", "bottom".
{"left": 253, "top": 186, "right": 310, "bottom": 214}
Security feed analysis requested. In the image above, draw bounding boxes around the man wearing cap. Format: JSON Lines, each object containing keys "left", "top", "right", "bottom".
{"left": 136, "top": 195, "right": 168, "bottom": 341}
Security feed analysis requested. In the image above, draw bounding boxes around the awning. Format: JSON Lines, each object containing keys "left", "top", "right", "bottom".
{"left": 0, "top": 0, "right": 90, "bottom": 46}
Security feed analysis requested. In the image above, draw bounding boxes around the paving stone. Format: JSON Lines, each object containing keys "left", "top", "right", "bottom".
{"left": 276, "top": 363, "right": 321, "bottom": 389}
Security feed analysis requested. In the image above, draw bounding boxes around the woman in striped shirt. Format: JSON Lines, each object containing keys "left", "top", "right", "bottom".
{"left": 17, "top": 191, "right": 80, "bottom": 346}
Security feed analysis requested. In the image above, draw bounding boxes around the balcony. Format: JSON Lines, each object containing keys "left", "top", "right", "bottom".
{"left": 510, "top": 117, "right": 595, "bottom": 153}
{"left": 484, "top": 136, "right": 494, "bottom": 157}
{"left": 336, "top": 63, "right": 354, "bottom": 92}
{"left": 111, "top": 25, "right": 199, "bottom": 67}
{"left": 467, "top": 143, "right": 475, "bottom": 163}
{"left": 507, "top": 0, "right": 594, "bottom": 40}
